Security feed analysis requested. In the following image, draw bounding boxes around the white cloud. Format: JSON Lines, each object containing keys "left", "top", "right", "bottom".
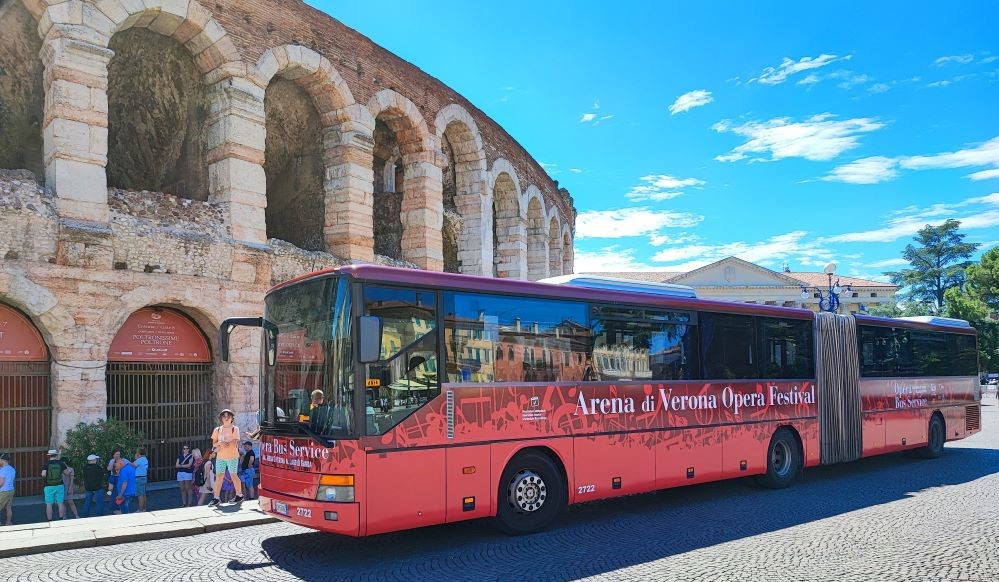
{"left": 832, "top": 72, "right": 870, "bottom": 90}
{"left": 970, "top": 168, "right": 999, "bottom": 181}
{"left": 569, "top": 168, "right": 584, "bottom": 174}
{"left": 750, "top": 54, "right": 849, "bottom": 85}
{"left": 824, "top": 135, "right": 999, "bottom": 184}
{"left": 669, "top": 90, "right": 714, "bottom": 115}
{"left": 713, "top": 113, "right": 884, "bottom": 163}
{"left": 822, "top": 156, "right": 900, "bottom": 184}
{"left": 580, "top": 112, "right": 614, "bottom": 125}
{"left": 826, "top": 195, "right": 999, "bottom": 243}
{"left": 934, "top": 54, "right": 974, "bottom": 66}
{"left": 573, "top": 247, "right": 663, "bottom": 272}
{"left": 580, "top": 113, "right": 596, "bottom": 123}
{"left": 797, "top": 74, "right": 821, "bottom": 86}
{"left": 982, "top": 55, "right": 999, "bottom": 64}
{"left": 575, "top": 207, "right": 702, "bottom": 240}
{"left": 900, "top": 136, "right": 999, "bottom": 171}
{"left": 650, "top": 231, "right": 835, "bottom": 271}
{"left": 868, "top": 83, "right": 891, "bottom": 94}
{"left": 867, "top": 258, "right": 908, "bottom": 268}
{"left": 625, "top": 174, "right": 706, "bottom": 202}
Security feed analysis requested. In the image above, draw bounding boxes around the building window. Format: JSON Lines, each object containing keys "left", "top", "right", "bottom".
{"left": 870, "top": 292, "right": 878, "bottom": 298}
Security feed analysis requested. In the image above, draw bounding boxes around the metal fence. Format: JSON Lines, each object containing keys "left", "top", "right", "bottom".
{"left": 0, "top": 361, "right": 52, "bottom": 496}
{"left": 106, "top": 362, "right": 215, "bottom": 483}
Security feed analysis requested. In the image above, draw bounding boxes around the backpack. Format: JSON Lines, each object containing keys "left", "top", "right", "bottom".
{"left": 45, "top": 460, "right": 63, "bottom": 486}
{"left": 193, "top": 462, "right": 206, "bottom": 487}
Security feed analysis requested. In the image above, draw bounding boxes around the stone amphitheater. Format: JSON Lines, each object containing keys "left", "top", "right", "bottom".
{"left": 0, "top": 0, "right": 575, "bottom": 489}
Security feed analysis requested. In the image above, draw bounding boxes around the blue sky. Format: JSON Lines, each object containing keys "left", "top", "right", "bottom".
{"left": 310, "top": 1, "right": 998, "bottom": 281}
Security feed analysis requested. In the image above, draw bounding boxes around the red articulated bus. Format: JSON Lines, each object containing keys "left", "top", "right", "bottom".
{"left": 219, "top": 265, "right": 982, "bottom": 536}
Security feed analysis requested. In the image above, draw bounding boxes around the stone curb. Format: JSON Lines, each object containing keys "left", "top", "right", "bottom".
{"left": 0, "top": 502, "right": 276, "bottom": 558}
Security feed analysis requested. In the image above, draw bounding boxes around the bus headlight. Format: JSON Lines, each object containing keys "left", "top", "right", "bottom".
{"left": 317, "top": 474, "right": 355, "bottom": 502}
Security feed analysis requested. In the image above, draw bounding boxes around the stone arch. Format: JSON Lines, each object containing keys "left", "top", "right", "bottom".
{"left": 562, "top": 227, "right": 574, "bottom": 275}
{"left": 368, "top": 90, "right": 443, "bottom": 269}
{"left": 435, "top": 104, "right": 487, "bottom": 275}
{"left": 490, "top": 159, "right": 526, "bottom": 279}
{"left": 253, "top": 45, "right": 356, "bottom": 252}
{"left": 525, "top": 187, "right": 548, "bottom": 281}
{"left": 0, "top": 1, "right": 44, "bottom": 179}
{"left": 548, "top": 215, "right": 562, "bottom": 277}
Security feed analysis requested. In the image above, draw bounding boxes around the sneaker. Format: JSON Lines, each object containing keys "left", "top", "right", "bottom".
{"left": 232, "top": 495, "right": 244, "bottom": 503}
{"left": 208, "top": 498, "right": 220, "bottom": 507}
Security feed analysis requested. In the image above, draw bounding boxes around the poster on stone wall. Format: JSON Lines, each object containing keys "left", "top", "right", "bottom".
{"left": 0, "top": 304, "right": 48, "bottom": 361}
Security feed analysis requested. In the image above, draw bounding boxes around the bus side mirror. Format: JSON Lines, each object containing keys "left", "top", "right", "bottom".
{"left": 359, "top": 316, "right": 382, "bottom": 363}
{"left": 219, "top": 317, "right": 263, "bottom": 362}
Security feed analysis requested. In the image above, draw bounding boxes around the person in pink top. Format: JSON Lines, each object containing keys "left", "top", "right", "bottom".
{"left": 208, "top": 409, "right": 243, "bottom": 507}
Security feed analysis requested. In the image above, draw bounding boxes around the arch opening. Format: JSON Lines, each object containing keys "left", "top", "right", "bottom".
{"left": 0, "top": 1, "right": 44, "bottom": 179}
{"left": 563, "top": 232, "right": 573, "bottom": 275}
{"left": 0, "top": 302, "right": 51, "bottom": 497}
{"left": 264, "top": 77, "right": 325, "bottom": 251}
{"left": 492, "top": 173, "right": 522, "bottom": 278}
{"left": 106, "top": 306, "right": 214, "bottom": 483}
{"left": 527, "top": 197, "right": 547, "bottom": 280}
{"left": 441, "top": 129, "right": 460, "bottom": 273}
{"left": 106, "top": 29, "right": 208, "bottom": 200}
{"left": 372, "top": 117, "right": 404, "bottom": 260}
{"left": 548, "top": 217, "right": 562, "bottom": 277}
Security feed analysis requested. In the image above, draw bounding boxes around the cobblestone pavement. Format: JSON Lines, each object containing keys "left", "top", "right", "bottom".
{"left": 4, "top": 400, "right": 999, "bottom": 582}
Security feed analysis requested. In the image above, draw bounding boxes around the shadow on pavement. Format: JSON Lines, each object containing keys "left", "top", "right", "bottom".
{"left": 248, "top": 444, "right": 999, "bottom": 581}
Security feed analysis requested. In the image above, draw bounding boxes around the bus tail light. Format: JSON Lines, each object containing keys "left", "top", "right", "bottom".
{"left": 317, "top": 474, "right": 355, "bottom": 502}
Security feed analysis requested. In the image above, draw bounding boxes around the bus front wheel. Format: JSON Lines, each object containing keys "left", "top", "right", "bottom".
{"left": 494, "top": 450, "right": 565, "bottom": 535}
{"left": 757, "top": 428, "right": 801, "bottom": 489}
{"left": 919, "top": 414, "right": 945, "bottom": 459}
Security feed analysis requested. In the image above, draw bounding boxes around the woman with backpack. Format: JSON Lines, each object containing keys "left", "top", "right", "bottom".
{"left": 194, "top": 448, "right": 216, "bottom": 506}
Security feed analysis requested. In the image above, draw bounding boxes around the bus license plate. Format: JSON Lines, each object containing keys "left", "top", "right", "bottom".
{"left": 274, "top": 501, "right": 289, "bottom": 516}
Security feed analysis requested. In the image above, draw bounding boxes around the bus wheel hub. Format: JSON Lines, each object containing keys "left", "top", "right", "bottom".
{"left": 510, "top": 470, "right": 546, "bottom": 512}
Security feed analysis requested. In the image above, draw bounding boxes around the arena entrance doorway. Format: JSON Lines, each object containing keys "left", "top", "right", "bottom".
{"left": 0, "top": 303, "right": 51, "bottom": 496}
{"left": 106, "top": 307, "right": 214, "bottom": 482}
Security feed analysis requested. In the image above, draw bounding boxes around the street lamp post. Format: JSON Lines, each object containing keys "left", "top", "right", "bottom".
{"left": 800, "top": 263, "right": 852, "bottom": 313}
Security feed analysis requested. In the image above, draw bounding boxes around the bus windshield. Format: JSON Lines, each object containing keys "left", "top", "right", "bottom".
{"left": 261, "top": 276, "right": 355, "bottom": 439}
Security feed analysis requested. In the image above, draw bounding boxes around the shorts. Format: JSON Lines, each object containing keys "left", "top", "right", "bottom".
{"left": 239, "top": 468, "right": 256, "bottom": 483}
{"left": 215, "top": 457, "right": 239, "bottom": 477}
{"left": 176, "top": 472, "right": 193, "bottom": 482}
{"left": 135, "top": 476, "right": 147, "bottom": 496}
{"left": 43, "top": 484, "right": 65, "bottom": 504}
{"left": 0, "top": 490, "right": 13, "bottom": 511}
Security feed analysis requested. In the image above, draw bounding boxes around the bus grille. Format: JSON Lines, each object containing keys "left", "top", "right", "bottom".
{"left": 966, "top": 405, "right": 981, "bottom": 432}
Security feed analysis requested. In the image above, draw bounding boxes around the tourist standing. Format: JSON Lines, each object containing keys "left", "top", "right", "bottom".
{"left": 62, "top": 459, "right": 80, "bottom": 519}
{"left": 195, "top": 449, "right": 216, "bottom": 506}
{"left": 40, "top": 449, "right": 68, "bottom": 521}
{"left": 175, "top": 444, "right": 194, "bottom": 507}
{"left": 105, "top": 449, "right": 122, "bottom": 514}
{"left": 238, "top": 441, "right": 256, "bottom": 500}
{"left": 82, "top": 454, "right": 105, "bottom": 517}
{"left": 209, "top": 409, "right": 244, "bottom": 507}
{"left": 0, "top": 453, "right": 15, "bottom": 526}
{"left": 132, "top": 447, "right": 148, "bottom": 511}
{"left": 114, "top": 458, "right": 136, "bottom": 515}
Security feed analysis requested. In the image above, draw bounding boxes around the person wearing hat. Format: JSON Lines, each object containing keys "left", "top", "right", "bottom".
{"left": 238, "top": 440, "right": 256, "bottom": 500}
{"left": 81, "top": 454, "right": 105, "bottom": 518}
{"left": 40, "top": 449, "right": 69, "bottom": 521}
{"left": 0, "top": 453, "right": 15, "bottom": 526}
{"left": 209, "top": 409, "right": 244, "bottom": 507}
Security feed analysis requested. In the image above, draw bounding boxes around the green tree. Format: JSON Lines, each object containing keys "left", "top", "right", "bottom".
{"left": 944, "top": 246, "right": 999, "bottom": 373}
{"left": 63, "top": 418, "right": 143, "bottom": 487}
{"left": 885, "top": 219, "right": 980, "bottom": 310}
{"left": 865, "top": 301, "right": 934, "bottom": 318}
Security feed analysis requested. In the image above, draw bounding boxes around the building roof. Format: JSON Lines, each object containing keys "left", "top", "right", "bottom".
{"left": 786, "top": 272, "right": 896, "bottom": 289}
{"left": 581, "top": 272, "right": 681, "bottom": 283}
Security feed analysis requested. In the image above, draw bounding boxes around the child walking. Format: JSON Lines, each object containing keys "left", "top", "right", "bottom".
{"left": 208, "top": 409, "right": 243, "bottom": 507}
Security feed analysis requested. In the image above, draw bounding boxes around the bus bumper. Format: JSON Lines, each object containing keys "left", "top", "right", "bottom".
{"left": 259, "top": 490, "right": 361, "bottom": 536}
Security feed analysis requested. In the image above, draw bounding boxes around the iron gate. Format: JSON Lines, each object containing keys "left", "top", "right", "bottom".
{"left": 0, "top": 361, "right": 51, "bottom": 496}
{"left": 106, "top": 362, "right": 214, "bottom": 482}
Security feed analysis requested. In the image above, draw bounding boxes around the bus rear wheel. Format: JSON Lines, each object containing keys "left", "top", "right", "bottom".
{"left": 757, "top": 428, "right": 801, "bottom": 489}
{"left": 919, "top": 414, "right": 945, "bottom": 459}
{"left": 494, "top": 450, "right": 565, "bottom": 535}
